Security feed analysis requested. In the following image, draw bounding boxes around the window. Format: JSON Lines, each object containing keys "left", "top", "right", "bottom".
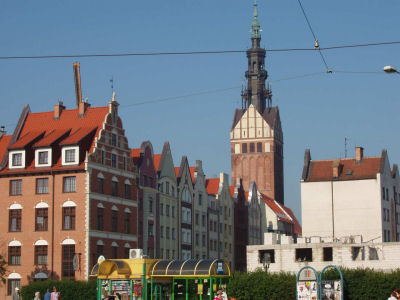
{"left": 160, "top": 203, "right": 164, "bottom": 215}
{"left": 9, "top": 246, "right": 21, "bottom": 265}
{"left": 112, "top": 210, "right": 118, "bottom": 232}
{"left": 97, "top": 207, "right": 104, "bottom": 230}
{"left": 112, "top": 181, "right": 118, "bottom": 197}
{"left": 10, "top": 180, "right": 22, "bottom": 195}
{"left": 148, "top": 223, "right": 154, "bottom": 237}
{"left": 36, "top": 178, "right": 48, "bottom": 194}
{"left": 35, "top": 208, "right": 48, "bottom": 231}
{"left": 382, "top": 187, "right": 385, "bottom": 200}
{"left": 149, "top": 200, "right": 153, "bottom": 213}
{"left": 97, "top": 245, "right": 104, "bottom": 259}
{"left": 97, "top": 178, "right": 104, "bottom": 194}
{"left": 62, "top": 207, "right": 75, "bottom": 230}
{"left": 257, "top": 142, "right": 262, "bottom": 152}
{"left": 166, "top": 227, "right": 170, "bottom": 239}
{"left": 7, "top": 279, "right": 20, "bottom": 296}
{"left": 166, "top": 205, "right": 170, "bottom": 216}
{"left": 112, "top": 246, "right": 118, "bottom": 258}
{"left": 159, "top": 183, "right": 163, "bottom": 193}
{"left": 35, "top": 245, "right": 48, "bottom": 265}
{"left": 296, "top": 248, "right": 312, "bottom": 262}
{"left": 12, "top": 153, "right": 22, "bottom": 166}
{"left": 202, "top": 234, "right": 206, "bottom": 247}
{"left": 195, "top": 213, "right": 199, "bottom": 225}
{"left": 172, "top": 228, "right": 175, "bottom": 240}
{"left": 124, "top": 184, "right": 131, "bottom": 199}
{"left": 166, "top": 182, "right": 170, "bottom": 194}
{"left": 111, "top": 153, "right": 117, "bottom": 168}
{"left": 65, "top": 149, "right": 76, "bottom": 163}
{"left": 171, "top": 186, "right": 175, "bottom": 197}
{"left": 250, "top": 143, "right": 255, "bottom": 152}
{"left": 386, "top": 188, "right": 389, "bottom": 201}
{"left": 172, "top": 206, "right": 175, "bottom": 218}
{"left": 202, "top": 215, "right": 206, "bottom": 227}
{"left": 196, "top": 233, "right": 199, "bottom": 246}
{"left": 123, "top": 156, "right": 127, "bottom": 170}
{"left": 111, "top": 133, "right": 117, "bottom": 146}
{"left": 125, "top": 212, "right": 131, "bottom": 234}
{"left": 242, "top": 143, "right": 248, "bottom": 153}
{"left": 323, "top": 247, "right": 333, "bottom": 261}
{"left": 101, "top": 149, "right": 105, "bottom": 164}
{"left": 9, "top": 209, "right": 21, "bottom": 232}
{"left": 160, "top": 226, "right": 164, "bottom": 238}
{"left": 62, "top": 245, "right": 75, "bottom": 280}
{"left": 143, "top": 175, "right": 148, "bottom": 187}
{"left": 259, "top": 250, "right": 275, "bottom": 264}
{"left": 124, "top": 247, "right": 130, "bottom": 259}
{"left": 198, "top": 194, "right": 202, "bottom": 206}
{"left": 166, "top": 249, "right": 170, "bottom": 259}
{"left": 63, "top": 176, "right": 76, "bottom": 193}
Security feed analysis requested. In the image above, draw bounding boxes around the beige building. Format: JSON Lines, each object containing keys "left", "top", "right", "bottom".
{"left": 301, "top": 147, "right": 400, "bottom": 243}
{"left": 191, "top": 160, "right": 209, "bottom": 259}
{"left": 156, "top": 142, "right": 179, "bottom": 260}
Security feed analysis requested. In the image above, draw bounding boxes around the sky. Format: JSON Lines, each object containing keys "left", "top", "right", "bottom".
{"left": 1, "top": 0, "right": 400, "bottom": 223}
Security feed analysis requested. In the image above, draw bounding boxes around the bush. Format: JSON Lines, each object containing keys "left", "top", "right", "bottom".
{"left": 21, "top": 279, "right": 97, "bottom": 300}
{"left": 227, "top": 268, "right": 400, "bottom": 300}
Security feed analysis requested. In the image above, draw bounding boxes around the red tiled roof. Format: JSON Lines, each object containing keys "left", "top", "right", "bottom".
{"left": 33, "top": 129, "right": 71, "bottom": 148}
{"left": 229, "top": 185, "right": 235, "bottom": 198}
{"left": 284, "top": 206, "right": 302, "bottom": 235}
{"left": 153, "top": 154, "right": 162, "bottom": 171}
{"left": 189, "top": 166, "right": 195, "bottom": 182}
{"left": 130, "top": 148, "right": 141, "bottom": 165}
{"left": 306, "top": 157, "right": 381, "bottom": 182}
{"left": 0, "top": 135, "right": 12, "bottom": 163}
{"left": 244, "top": 191, "right": 249, "bottom": 202}
{"left": 206, "top": 178, "right": 220, "bottom": 195}
{"left": 18, "top": 106, "right": 109, "bottom": 152}
{"left": 60, "top": 127, "right": 96, "bottom": 146}
{"left": 260, "top": 193, "right": 293, "bottom": 224}
{"left": 174, "top": 167, "right": 180, "bottom": 178}
{"left": 9, "top": 131, "right": 44, "bottom": 149}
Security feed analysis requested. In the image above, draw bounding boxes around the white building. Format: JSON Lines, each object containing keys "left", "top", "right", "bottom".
{"left": 301, "top": 147, "right": 400, "bottom": 243}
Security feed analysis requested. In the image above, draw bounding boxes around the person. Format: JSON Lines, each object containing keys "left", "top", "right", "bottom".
{"left": 50, "top": 286, "right": 60, "bottom": 300}
{"left": 12, "top": 287, "right": 20, "bottom": 300}
{"left": 44, "top": 289, "right": 51, "bottom": 300}
{"left": 213, "top": 289, "right": 223, "bottom": 300}
{"left": 388, "top": 289, "right": 399, "bottom": 300}
{"left": 34, "top": 291, "right": 41, "bottom": 300}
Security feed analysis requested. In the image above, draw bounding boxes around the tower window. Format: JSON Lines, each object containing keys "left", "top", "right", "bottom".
{"left": 249, "top": 143, "right": 255, "bottom": 153}
{"left": 242, "top": 144, "right": 248, "bottom": 153}
{"left": 257, "top": 142, "right": 262, "bottom": 152}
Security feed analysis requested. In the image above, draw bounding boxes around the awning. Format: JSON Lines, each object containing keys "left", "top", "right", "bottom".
{"left": 91, "top": 259, "right": 131, "bottom": 277}
{"left": 151, "top": 259, "right": 231, "bottom": 277}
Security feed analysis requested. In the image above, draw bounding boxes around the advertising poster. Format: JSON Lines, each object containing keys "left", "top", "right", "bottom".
{"left": 334, "top": 280, "right": 342, "bottom": 300}
{"left": 297, "top": 281, "right": 317, "bottom": 300}
{"left": 321, "top": 281, "right": 334, "bottom": 300}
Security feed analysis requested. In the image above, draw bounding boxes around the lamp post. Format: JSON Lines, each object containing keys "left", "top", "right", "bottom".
{"left": 383, "top": 65, "right": 400, "bottom": 75}
{"left": 262, "top": 253, "right": 272, "bottom": 272}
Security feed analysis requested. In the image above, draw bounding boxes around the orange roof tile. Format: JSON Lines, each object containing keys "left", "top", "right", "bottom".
{"left": 206, "top": 178, "right": 220, "bottom": 195}
{"left": 229, "top": 185, "right": 235, "bottom": 198}
{"left": 153, "top": 154, "right": 162, "bottom": 171}
{"left": 306, "top": 157, "right": 381, "bottom": 182}
{"left": 0, "top": 135, "right": 12, "bottom": 163}
{"left": 284, "top": 206, "right": 302, "bottom": 235}
{"left": 130, "top": 148, "right": 141, "bottom": 158}
{"left": 33, "top": 129, "right": 71, "bottom": 148}
{"left": 9, "top": 131, "right": 44, "bottom": 149}
{"left": 189, "top": 166, "right": 195, "bottom": 182}
{"left": 260, "top": 193, "right": 293, "bottom": 224}
{"left": 244, "top": 191, "right": 249, "bottom": 202}
{"left": 60, "top": 127, "right": 96, "bottom": 146}
{"left": 174, "top": 167, "right": 180, "bottom": 178}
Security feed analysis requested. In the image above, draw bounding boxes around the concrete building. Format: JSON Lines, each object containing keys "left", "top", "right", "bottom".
{"left": 131, "top": 141, "right": 159, "bottom": 258}
{"left": 0, "top": 65, "right": 138, "bottom": 298}
{"left": 175, "top": 156, "right": 194, "bottom": 259}
{"left": 301, "top": 147, "right": 400, "bottom": 243}
{"left": 156, "top": 142, "right": 179, "bottom": 260}
{"left": 191, "top": 160, "right": 209, "bottom": 259}
{"left": 230, "top": 2, "right": 284, "bottom": 204}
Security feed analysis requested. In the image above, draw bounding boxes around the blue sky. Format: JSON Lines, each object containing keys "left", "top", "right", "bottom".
{"left": 1, "top": 0, "right": 399, "bottom": 223}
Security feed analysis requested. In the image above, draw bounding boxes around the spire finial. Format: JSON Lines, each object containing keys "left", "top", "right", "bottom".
{"left": 251, "top": 0, "right": 261, "bottom": 39}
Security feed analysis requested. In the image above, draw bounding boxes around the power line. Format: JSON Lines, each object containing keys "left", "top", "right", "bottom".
{"left": 0, "top": 41, "right": 399, "bottom": 60}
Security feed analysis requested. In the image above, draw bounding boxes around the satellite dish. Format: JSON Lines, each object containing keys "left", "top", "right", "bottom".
{"left": 97, "top": 255, "right": 106, "bottom": 263}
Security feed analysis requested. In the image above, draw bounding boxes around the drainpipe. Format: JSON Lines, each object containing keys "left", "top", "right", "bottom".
{"left": 51, "top": 171, "right": 55, "bottom": 279}
{"left": 331, "top": 181, "right": 335, "bottom": 240}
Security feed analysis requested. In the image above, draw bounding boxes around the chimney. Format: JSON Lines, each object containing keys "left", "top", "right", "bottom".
{"left": 54, "top": 100, "right": 65, "bottom": 120}
{"left": 78, "top": 100, "right": 90, "bottom": 118}
{"left": 73, "top": 62, "right": 83, "bottom": 107}
{"left": 332, "top": 159, "right": 341, "bottom": 178}
{"left": 355, "top": 147, "right": 364, "bottom": 162}
{"left": 0, "top": 126, "right": 5, "bottom": 138}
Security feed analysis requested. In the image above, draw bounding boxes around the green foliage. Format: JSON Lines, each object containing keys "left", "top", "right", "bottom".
{"left": 21, "top": 279, "right": 97, "bottom": 300}
{"left": 227, "top": 268, "right": 400, "bottom": 300}
{"left": 0, "top": 254, "right": 6, "bottom": 284}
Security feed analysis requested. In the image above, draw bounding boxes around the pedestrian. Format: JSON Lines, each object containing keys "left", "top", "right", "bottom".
{"left": 51, "top": 286, "right": 60, "bottom": 300}
{"left": 12, "top": 287, "right": 20, "bottom": 300}
{"left": 388, "top": 289, "right": 399, "bottom": 300}
{"left": 44, "top": 289, "right": 51, "bottom": 300}
{"left": 34, "top": 291, "right": 41, "bottom": 300}
{"left": 213, "top": 289, "right": 223, "bottom": 300}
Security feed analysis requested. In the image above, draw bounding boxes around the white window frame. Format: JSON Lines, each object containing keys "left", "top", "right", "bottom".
{"left": 35, "top": 148, "right": 52, "bottom": 167}
{"left": 62, "top": 146, "right": 79, "bottom": 166}
{"left": 9, "top": 150, "right": 25, "bottom": 169}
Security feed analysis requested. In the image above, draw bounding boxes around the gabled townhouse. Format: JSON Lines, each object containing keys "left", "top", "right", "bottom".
{"left": 206, "top": 184, "right": 219, "bottom": 259}
{"left": 175, "top": 156, "right": 194, "bottom": 259}
{"left": 191, "top": 160, "right": 209, "bottom": 259}
{"left": 0, "top": 83, "right": 138, "bottom": 298}
{"left": 206, "top": 173, "right": 235, "bottom": 270}
{"left": 131, "top": 141, "right": 159, "bottom": 258}
{"left": 155, "top": 142, "right": 179, "bottom": 260}
{"left": 247, "top": 182, "right": 262, "bottom": 246}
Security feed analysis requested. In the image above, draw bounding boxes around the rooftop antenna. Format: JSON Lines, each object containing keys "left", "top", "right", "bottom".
{"left": 110, "top": 76, "right": 114, "bottom": 92}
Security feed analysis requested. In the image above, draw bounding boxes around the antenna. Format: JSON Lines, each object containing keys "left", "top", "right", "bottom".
{"left": 110, "top": 76, "right": 114, "bottom": 92}
{"left": 344, "top": 137, "right": 348, "bottom": 158}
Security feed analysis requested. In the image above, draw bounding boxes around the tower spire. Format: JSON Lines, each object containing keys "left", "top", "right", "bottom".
{"left": 251, "top": 0, "right": 261, "bottom": 40}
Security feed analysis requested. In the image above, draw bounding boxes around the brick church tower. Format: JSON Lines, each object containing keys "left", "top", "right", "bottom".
{"left": 231, "top": 2, "right": 284, "bottom": 204}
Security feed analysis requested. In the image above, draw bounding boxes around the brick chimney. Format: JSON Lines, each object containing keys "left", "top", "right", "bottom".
{"left": 355, "top": 147, "right": 364, "bottom": 162}
{"left": 332, "top": 159, "right": 341, "bottom": 178}
{"left": 54, "top": 100, "right": 65, "bottom": 120}
{"left": 78, "top": 100, "right": 90, "bottom": 118}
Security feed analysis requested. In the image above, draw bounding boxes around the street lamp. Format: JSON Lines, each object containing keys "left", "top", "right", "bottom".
{"left": 383, "top": 65, "right": 400, "bottom": 74}
{"left": 262, "top": 253, "right": 272, "bottom": 272}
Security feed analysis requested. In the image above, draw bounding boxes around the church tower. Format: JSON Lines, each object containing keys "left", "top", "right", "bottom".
{"left": 231, "top": 1, "right": 284, "bottom": 204}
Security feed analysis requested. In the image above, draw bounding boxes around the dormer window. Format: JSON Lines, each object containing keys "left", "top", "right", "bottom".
{"left": 9, "top": 150, "right": 25, "bottom": 169}
{"left": 35, "top": 148, "right": 52, "bottom": 168}
{"left": 62, "top": 146, "right": 79, "bottom": 166}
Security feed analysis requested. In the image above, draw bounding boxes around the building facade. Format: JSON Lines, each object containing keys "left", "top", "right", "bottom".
{"left": 232, "top": 179, "right": 248, "bottom": 271}
{"left": 230, "top": 2, "right": 284, "bottom": 204}
{"left": 301, "top": 147, "right": 400, "bottom": 243}
{"left": 156, "top": 142, "right": 179, "bottom": 260}
{"left": 0, "top": 89, "right": 138, "bottom": 298}
{"left": 247, "top": 181, "right": 262, "bottom": 246}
